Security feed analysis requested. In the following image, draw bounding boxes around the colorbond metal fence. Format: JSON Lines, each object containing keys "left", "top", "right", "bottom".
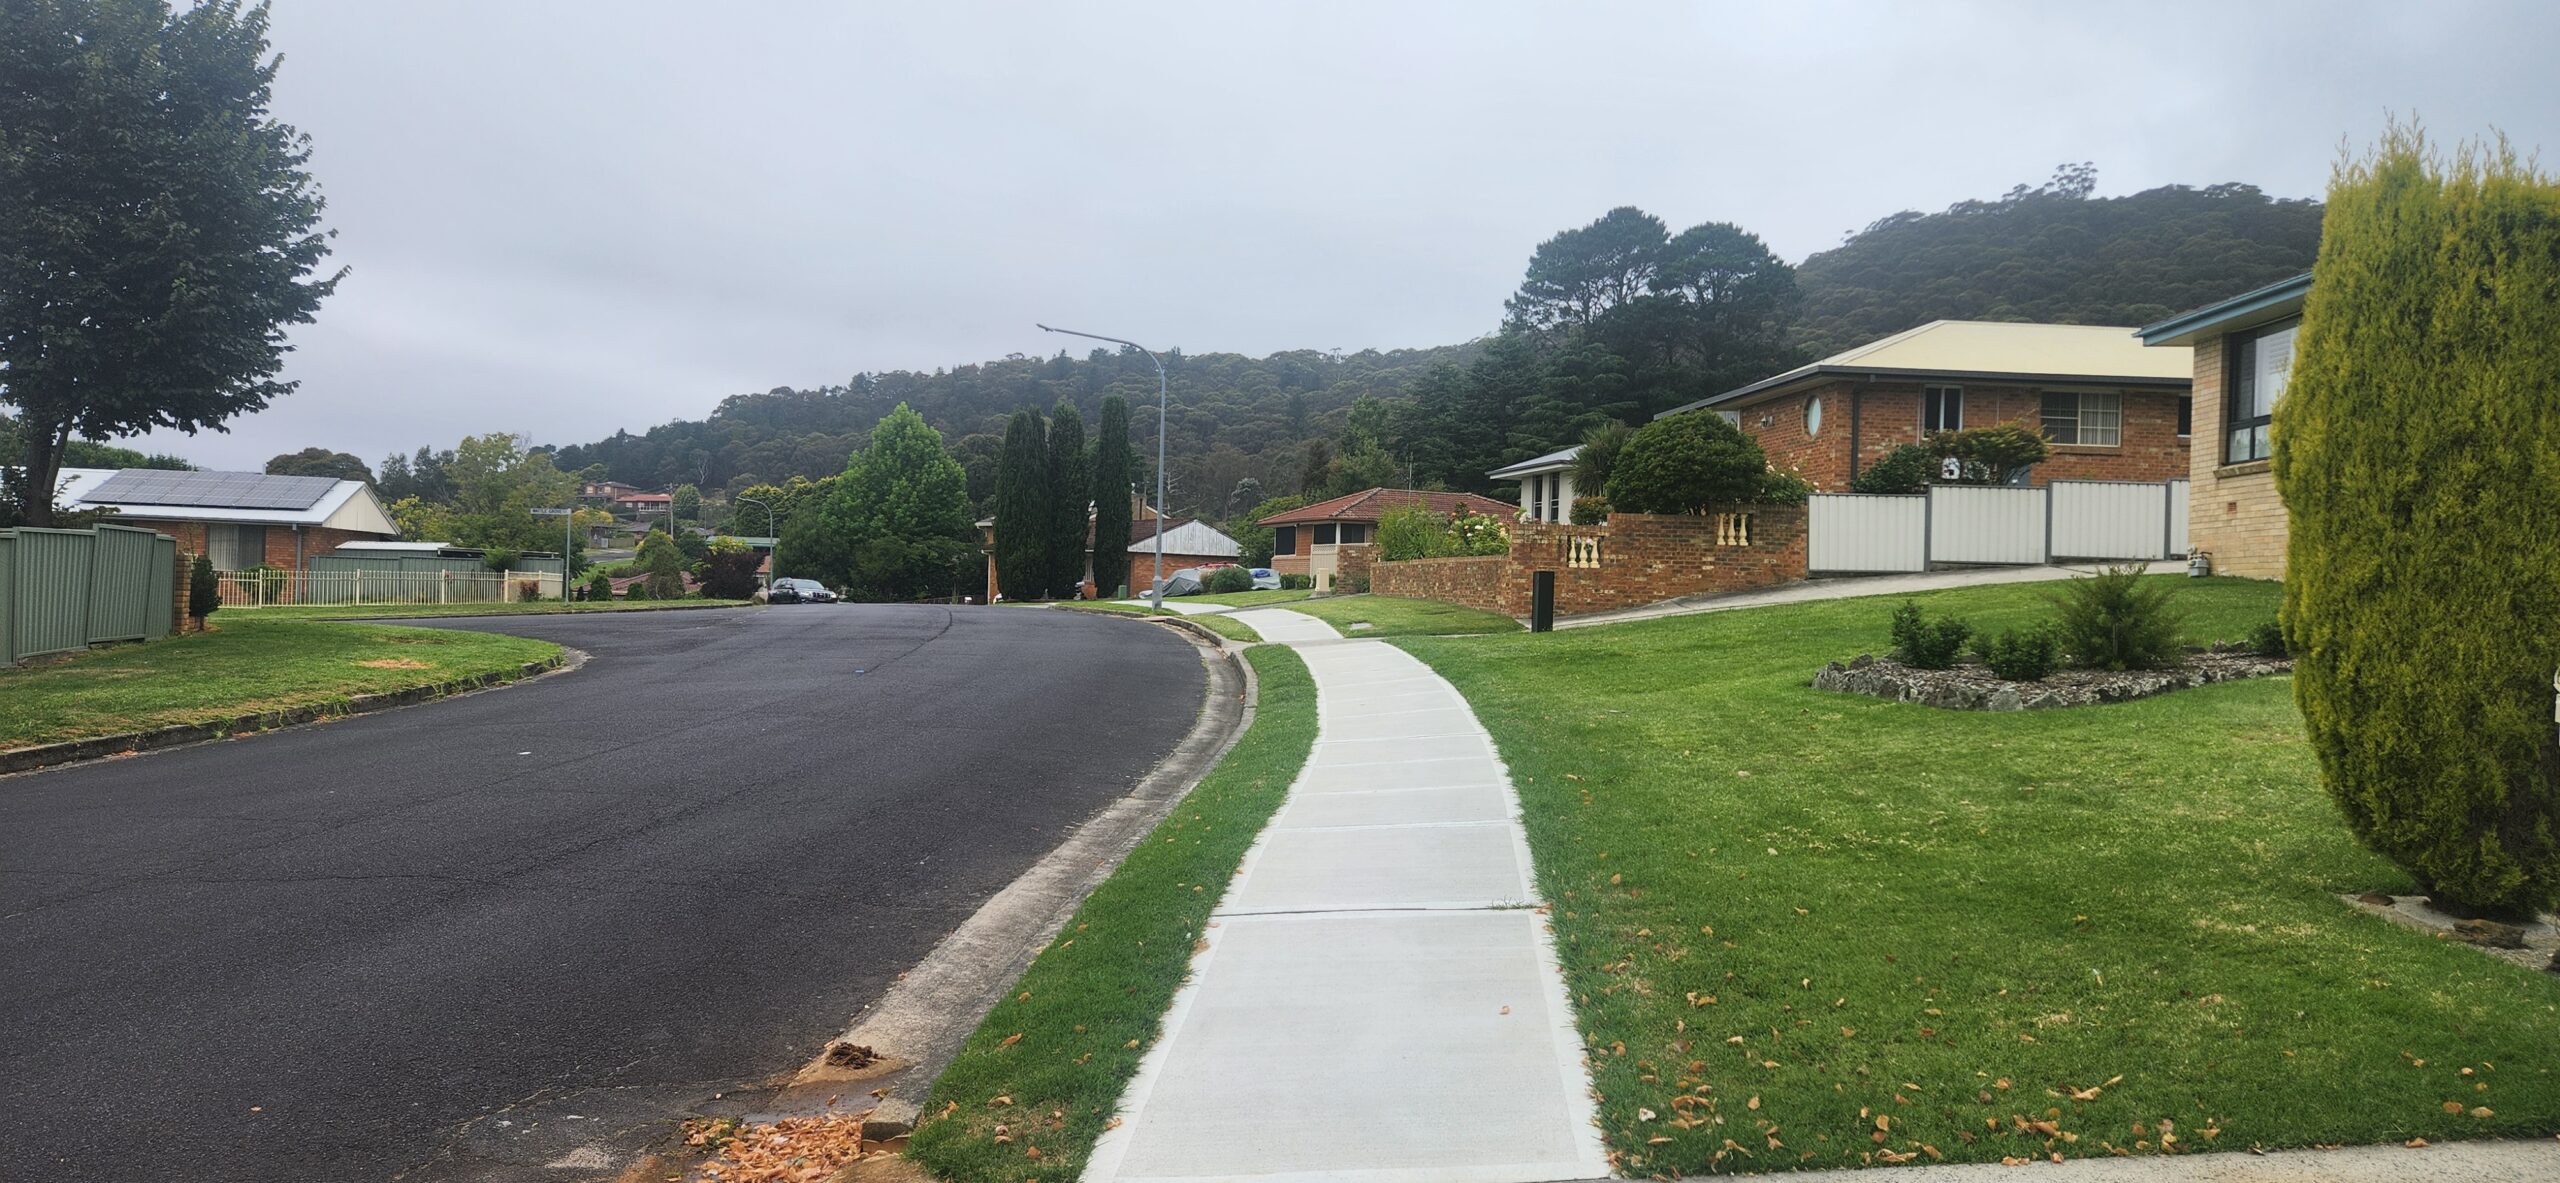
{"left": 0, "top": 524, "right": 177, "bottom": 665}
{"left": 213, "top": 567, "right": 564, "bottom": 608}
{"left": 1805, "top": 479, "right": 2191, "bottom": 574}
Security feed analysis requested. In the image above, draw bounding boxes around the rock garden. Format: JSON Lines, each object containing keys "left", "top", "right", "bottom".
{"left": 1814, "top": 565, "right": 2291, "bottom": 710}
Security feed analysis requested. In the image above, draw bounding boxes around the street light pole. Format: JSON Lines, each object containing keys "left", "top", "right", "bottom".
{"left": 1038, "top": 324, "right": 1168, "bottom": 610}
{"left": 737, "top": 495, "right": 776, "bottom": 588}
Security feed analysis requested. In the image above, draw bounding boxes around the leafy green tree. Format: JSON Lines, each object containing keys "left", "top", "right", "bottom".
{"left": 635, "top": 530, "right": 685, "bottom": 599}
{"left": 1569, "top": 421, "right": 1634, "bottom": 492}
{"left": 1046, "top": 399, "right": 1089, "bottom": 597}
{"left": 823, "top": 404, "right": 973, "bottom": 601}
{"left": 1850, "top": 444, "right": 1938, "bottom": 494}
{"left": 434, "top": 433, "right": 579, "bottom": 553}
{"left": 1090, "top": 396, "right": 1135, "bottom": 596}
{"left": 1230, "top": 494, "right": 1307, "bottom": 567}
{"left": 670, "top": 483, "right": 701, "bottom": 529}
{"left": 1, "top": 0, "right": 342, "bottom": 525}
{"left": 584, "top": 569, "right": 613, "bottom": 602}
{"left": 992, "top": 408, "right": 1050, "bottom": 598}
{"left": 1925, "top": 424, "right": 2050, "bottom": 485}
{"left": 187, "top": 553, "right": 219, "bottom": 622}
{"left": 1504, "top": 207, "right": 1670, "bottom": 331}
{"left": 697, "top": 536, "right": 763, "bottom": 600}
{"left": 950, "top": 432, "right": 1006, "bottom": 514}
{"left": 265, "top": 447, "right": 373, "bottom": 483}
{"left": 1375, "top": 506, "right": 1452, "bottom": 561}
{"left": 2277, "top": 128, "right": 2560, "bottom": 915}
{"left": 1605, "top": 412, "right": 1770, "bottom": 514}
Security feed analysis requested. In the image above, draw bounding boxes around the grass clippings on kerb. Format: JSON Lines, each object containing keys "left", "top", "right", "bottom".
{"left": 0, "top": 615, "right": 561, "bottom": 750}
{"left": 1059, "top": 602, "right": 1262, "bottom": 643}
{"left": 903, "top": 645, "right": 1316, "bottom": 1183}
{"left": 1394, "top": 575, "right": 2560, "bottom": 1175}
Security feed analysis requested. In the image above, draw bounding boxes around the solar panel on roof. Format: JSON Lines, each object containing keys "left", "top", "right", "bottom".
{"left": 82, "top": 469, "right": 341, "bottom": 511}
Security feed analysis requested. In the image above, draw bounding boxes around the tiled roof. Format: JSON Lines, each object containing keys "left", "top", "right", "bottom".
{"left": 1256, "top": 488, "right": 1519, "bottom": 526}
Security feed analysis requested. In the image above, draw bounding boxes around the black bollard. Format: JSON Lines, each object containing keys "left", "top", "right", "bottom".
{"left": 1531, "top": 570, "right": 1556, "bottom": 633}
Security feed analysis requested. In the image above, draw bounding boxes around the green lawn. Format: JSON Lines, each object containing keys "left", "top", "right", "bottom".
{"left": 1061, "top": 602, "right": 1262, "bottom": 643}
{"left": 1397, "top": 576, "right": 2560, "bottom": 1174}
{"left": 250, "top": 598, "right": 752, "bottom": 620}
{"left": 906, "top": 646, "right": 1317, "bottom": 1183}
{"left": 1175, "top": 588, "right": 1315, "bottom": 608}
{"left": 0, "top": 616, "right": 562, "bottom": 749}
{"left": 1286, "top": 593, "right": 1522, "bottom": 637}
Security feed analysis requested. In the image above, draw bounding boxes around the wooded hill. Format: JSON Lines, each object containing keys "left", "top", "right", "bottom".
{"left": 517, "top": 168, "right": 2319, "bottom": 521}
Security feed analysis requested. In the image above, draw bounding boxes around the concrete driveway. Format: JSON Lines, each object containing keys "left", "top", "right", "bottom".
{"left": 0, "top": 604, "right": 1204, "bottom": 1182}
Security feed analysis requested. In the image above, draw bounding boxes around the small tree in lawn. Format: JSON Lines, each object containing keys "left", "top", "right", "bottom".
{"left": 2279, "top": 126, "right": 2560, "bottom": 916}
{"left": 697, "top": 537, "right": 763, "bottom": 600}
{"left": 1604, "top": 412, "right": 1768, "bottom": 514}
{"left": 187, "top": 554, "right": 220, "bottom": 627}
{"left": 635, "top": 531, "right": 685, "bottom": 599}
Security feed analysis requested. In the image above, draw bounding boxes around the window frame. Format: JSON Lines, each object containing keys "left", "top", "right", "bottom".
{"left": 2040, "top": 391, "right": 2123, "bottom": 447}
{"left": 1272, "top": 525, "right": 1296, "bottom": 556}
{"left": 206, "top": 523, "right": 262, "bottom": 571}
{"left": 1922, "top": 385, "right": 1964, "bottom": 434}
{"left": 2224, "top": 317, "right": 2297, "bottom": 464}
{"left": 1312, "top": 523, "right": 1338, "bottom": 547}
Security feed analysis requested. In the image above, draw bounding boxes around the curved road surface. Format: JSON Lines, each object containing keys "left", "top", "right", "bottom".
{"left": 0, "top": 605, "right": 1203, "bottom": 1182}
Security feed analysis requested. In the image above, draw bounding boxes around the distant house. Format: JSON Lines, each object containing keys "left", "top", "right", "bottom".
{"left": 1656, "top": 320, "right": 2195, "bottom": 489}
{"left": 1258, "top": 488, "right": 1518, "bottom": 591}
{"left": 51, "top": 467, "right": 397, "bottom": 573}
{"left": 581, "top": 479, "right": 642, "bottom": 501}
{"left": 2136, "top": 273, "right": 2309, "bottom": 579}
{"left": 977, "top": 498, "right": 1243, "bottom": 601}
{"left": 614, "top": 492, "right": 673, "bottom": 516}
{"left": 1487, "top": 445, "right": 1585, "bottom": 524}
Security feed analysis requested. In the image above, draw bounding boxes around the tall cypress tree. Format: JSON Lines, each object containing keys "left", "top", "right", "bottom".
{"left": 1046, "top": 399, "right": 1089, "bottom": 598}
{"left": 1090, "top": 395, "right": 1135, "bottom": 597}
{"left": 2278, "top": 126, "right": 2560, "bottom": 914}
{"left": 992, "top": 408, "right": 1049, "bottom": 599}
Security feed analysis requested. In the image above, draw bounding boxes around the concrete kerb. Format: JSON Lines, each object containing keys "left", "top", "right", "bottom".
{"left": 782, "top": 620, "right": 1254, "bottom": 1139}
{"left": 0, "top": 649, "right": 585, "bottom": 778}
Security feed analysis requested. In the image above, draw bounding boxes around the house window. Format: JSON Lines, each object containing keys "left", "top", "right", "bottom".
{"left": 205, "top": 524, "right": 262, "bottom": 571}
{"left": 1313, "top": 523, "right": 1338, "bottom": 546}
{"left": 2226, "top": 318, "right": 2296, "bottom": 463}
{"left": 1273, "top": 525, "right": 1296, "bottom": 555}
{"left": 2041, "top": 392, "right": 2122, "bottom": 446}
{"left": 1803, "top": 396, "right": 1824, "bottom": 437}
{"left": 1716, "top": 410, "right": 1741, "bottom": 428}
{"left": 1339, "top": 523, "right": 1366, "bottom": 545}
{"left": 2177, "top": 397, "right": 2192, "bottom": 437}
{"left": 1923, "top": 386, "right": 1964, "bottom": 433}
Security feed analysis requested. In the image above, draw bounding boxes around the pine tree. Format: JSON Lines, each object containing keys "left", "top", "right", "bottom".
{"left": 992, "top": 408, "right": 1050, "bottom": 599}
{"left": 1046, "top": 400, "right": 1089, "bottom": 598}
{"left": 1090, "top": 395, "right": 1135, "bottom": 597}
{"left": 2277, "top": 126, "right": 2560, "bottom": 914}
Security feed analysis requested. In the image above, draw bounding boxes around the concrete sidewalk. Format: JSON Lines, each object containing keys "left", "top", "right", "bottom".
{"left": 1557, "top": 560, "right": 2179, "bottom": 629}
{"left": 1082, "top": 607, "right": 1609, "bottom": 1183}
{"left": 1751, "top": 1139, "right": 2559, "bottom": 1182}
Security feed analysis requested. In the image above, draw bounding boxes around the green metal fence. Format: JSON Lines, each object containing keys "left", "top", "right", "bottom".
{"left": 0, "top": 524, "right": 177, "bottom": 666}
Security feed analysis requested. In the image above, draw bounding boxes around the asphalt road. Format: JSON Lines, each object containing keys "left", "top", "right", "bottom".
{"left": 0, "top": 604, "right": 1204, "bottom": 1182}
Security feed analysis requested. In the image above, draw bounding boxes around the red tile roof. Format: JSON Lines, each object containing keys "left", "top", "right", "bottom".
{"left": 1255, "top": 488, "right": 1519, "bottom": 527}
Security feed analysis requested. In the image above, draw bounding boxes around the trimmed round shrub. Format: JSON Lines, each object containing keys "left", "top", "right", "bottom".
{"left": 585, "top": 570, "right": 614, "bottom": 602}
{"left": 1605, "top": 412, "right": 1770, "bottom": 514}
{"left": 2277, "top": 127, "right": 2560, "bottom": 914}
{"left": 1887, "top": 600, "right": 1971, "bottom": 670}
{"left": 1202, "top": 565, "right": 1254, "bottom": 595}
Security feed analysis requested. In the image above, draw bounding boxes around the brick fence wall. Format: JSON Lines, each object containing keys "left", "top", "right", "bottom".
{"left": 1368, "top": 505, "right": 1809, "bottom": 617}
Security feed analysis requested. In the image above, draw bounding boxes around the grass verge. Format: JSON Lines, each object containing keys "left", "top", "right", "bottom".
{"left": 248, "top": 598, "right": 752, "bottom": 619}
{"left": 1061, "top": 602, "right": 1262, "bottom": 643}
{"left": 1288, "top": 593, "right": 1522, "bottom": 637}
{"left": 1397, "top": 576, "right": 2560, "bottom": 1174}
{"left": 905, "top": 645, "right": 1316, "bottom": 1182}
{"left": 1174, "top": 589, "right": 1315, "bottom": 608}
{"left": 0, "top": 615, "right": 561, "bottom": 749}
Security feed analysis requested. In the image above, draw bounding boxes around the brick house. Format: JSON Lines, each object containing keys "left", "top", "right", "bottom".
{"left": 614, "top": 491, "right": 672, "bottom": 516}
{"left": 1260, "top": 488, "right": 1519, "bottom": 591}
{"left": 53, "top": 467, "right": 397, "bottom": 574}
{"left": 978, "top": 497, "right": 1243, "bottom": 601}
{"left": 1655, "top": 320, "right": 2195, "bottom": 490}
{"left": 2136, "top": 273, "right": 2308, "bottom": 580}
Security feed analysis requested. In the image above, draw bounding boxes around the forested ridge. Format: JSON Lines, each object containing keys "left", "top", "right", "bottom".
{"left": 487, "top": 168, "right": 2320, "bottom": 521}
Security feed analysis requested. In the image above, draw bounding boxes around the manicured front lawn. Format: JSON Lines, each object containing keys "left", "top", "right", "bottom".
{"left": 906, "top": 646, "right": 1317, "bottom": 1183}
{"left": 0, "top": 616, "right": 562, "bottom": 750}
{"left": 1399, "top": 576, "right": 2560, "bottom": 1174}
{"left": 1177, "top": 589, "right": 1314, "bottom": 608}
{"left": 1062, "top": 602, "right": 1262, "bottom": 643}
{"left": 252, "top": 598, "right": 752, "bottom": 619}
{"left": 1287, "top": 593, "right": 1521, "bottom": 637}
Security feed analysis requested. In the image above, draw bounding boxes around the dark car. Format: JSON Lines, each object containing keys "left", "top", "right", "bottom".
{"left": 768, "top": 577, "right": 837, "bottom": 603}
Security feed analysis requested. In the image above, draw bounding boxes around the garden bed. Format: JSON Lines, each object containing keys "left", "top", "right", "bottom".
{"left": 1814, "top": 645, "right": 2290, "bottom": 710}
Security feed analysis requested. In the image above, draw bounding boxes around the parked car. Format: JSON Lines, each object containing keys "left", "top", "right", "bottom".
{"left": 769, "top": 577, "right": 837, "bottom": 604}
{"left": 1250, "top": 568, "right": 1280, "bottom": 590}
{"left": 1151, "top": 567, "right": 1208, "bottom": 597}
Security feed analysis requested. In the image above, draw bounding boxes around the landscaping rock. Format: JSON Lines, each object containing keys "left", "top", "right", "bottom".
{"left": 1812, "top": 650, "right": 2292, "bottom": 711}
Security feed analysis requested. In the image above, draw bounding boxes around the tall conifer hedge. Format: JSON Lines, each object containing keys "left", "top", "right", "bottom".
{"left": 1090, "top": 396, "right": 1135, "bottom": 597}
{"left": 1046, "top": 399, "right": 1089, "bottom": 598}
{"left": 2277, "top": 127, "right": 2560, "bottom": 914}
{"left": 993, "top": 408, "right": 1050, "bottom": 600}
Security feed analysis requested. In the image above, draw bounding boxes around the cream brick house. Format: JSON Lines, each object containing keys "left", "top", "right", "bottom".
{"left": 2136, "top": 274, "right": 2310, "bottom": 580}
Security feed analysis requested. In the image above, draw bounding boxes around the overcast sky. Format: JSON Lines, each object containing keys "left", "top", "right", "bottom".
{"left": 127, "top": 0, "right": 2560, "bottom": 471}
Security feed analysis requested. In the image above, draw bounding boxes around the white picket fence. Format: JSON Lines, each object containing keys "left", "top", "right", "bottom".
{"left": 1809, "top": 479, "right": 2188, "bottom": 574}
{"left": 215, "top": 569, "right": 565, "bottom": 608}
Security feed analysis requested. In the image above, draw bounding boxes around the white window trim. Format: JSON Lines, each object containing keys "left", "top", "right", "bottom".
{"left": 2041, "top": 392, "right": 2122, "bottom": 448}
{"left": 1923, "top": 385, "right": 1964, "bottom": 434}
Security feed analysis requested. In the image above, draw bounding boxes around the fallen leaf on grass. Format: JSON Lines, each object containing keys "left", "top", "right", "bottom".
{"left": 998, "top": 1032, "right": 1023, "bottom": 1048}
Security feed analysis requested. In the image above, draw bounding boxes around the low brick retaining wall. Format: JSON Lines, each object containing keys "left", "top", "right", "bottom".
{"left": 1368, "top": 507, "right": 1808, "bottom": 617}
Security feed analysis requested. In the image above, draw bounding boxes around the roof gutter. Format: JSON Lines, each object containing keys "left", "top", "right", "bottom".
{"left": 1659, "top": 366, "right": 2192, "bottom": 419}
